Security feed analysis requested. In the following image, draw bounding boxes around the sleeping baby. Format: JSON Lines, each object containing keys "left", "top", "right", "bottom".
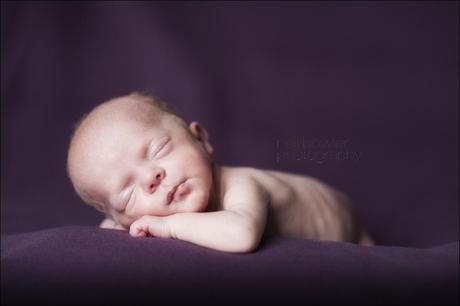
{"left": 66, "top": 92, "right": 373, "bottom": 253}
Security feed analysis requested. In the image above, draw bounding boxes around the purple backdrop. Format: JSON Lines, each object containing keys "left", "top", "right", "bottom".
{"left": 1, "top": 1, "right": 458, "bottom": 247}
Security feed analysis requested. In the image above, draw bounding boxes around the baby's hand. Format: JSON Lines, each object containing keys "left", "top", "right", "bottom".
{"left": 129, "top": 215, "right": 172, "bottom": 239}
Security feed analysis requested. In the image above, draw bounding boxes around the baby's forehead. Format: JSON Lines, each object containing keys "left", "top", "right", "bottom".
{"left": 70, "top": 96, "right": 185, "bottom": 161}
{"left": 91, "top": 98, "right": 164, "bottom": 126}
{"left": 80, "top": 102, "right": 169, "bottom": 138}
{"left": 73, "top": 110, "right": 186, "bottom": 167}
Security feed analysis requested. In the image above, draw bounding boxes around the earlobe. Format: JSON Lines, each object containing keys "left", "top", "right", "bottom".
{"left": 205, "top": 142, "right": 214, "bottom": 155}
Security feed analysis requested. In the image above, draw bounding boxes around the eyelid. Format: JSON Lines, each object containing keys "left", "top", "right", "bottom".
{"left": 148, "top": 136, "right": 170, "bottom": 159}
{"left": 121, "top": 184, "right": 135, "bottom": 211}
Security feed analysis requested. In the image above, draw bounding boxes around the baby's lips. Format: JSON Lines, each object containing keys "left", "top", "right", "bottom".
{"left": 175, "top": 180, "right": 191, "bottom": 199}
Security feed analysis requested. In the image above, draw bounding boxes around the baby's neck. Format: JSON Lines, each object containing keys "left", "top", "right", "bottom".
{"left": 204, "top": 162, "right": 222, "bottom": 213}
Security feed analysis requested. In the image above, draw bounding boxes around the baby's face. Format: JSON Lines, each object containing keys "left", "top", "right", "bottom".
{"left": 70, "top": 107, "right": 214, "bottom": 229}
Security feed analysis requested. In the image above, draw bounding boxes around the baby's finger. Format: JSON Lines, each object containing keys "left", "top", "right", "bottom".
{"left": 129, "top": 222, "right": 148, "bottom": 237}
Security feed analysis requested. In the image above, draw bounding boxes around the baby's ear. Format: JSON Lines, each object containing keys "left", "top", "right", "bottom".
{"left": 189, "top": 121, "right": 213, "bottom": 154}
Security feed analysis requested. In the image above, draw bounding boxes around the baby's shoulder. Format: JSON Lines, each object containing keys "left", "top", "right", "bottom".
{"left": 219, "top": 165, "right": 321, "bottom": 201}
{"left": 218, "top": 166, "right": 269, "bottom": 205}
{"left": 219, "top": 166, "right": 308, "bottom": 212}
{"left": 219, "top": 166, "right": 264, "bottom": 190}
{"left": 219, "top": 166, "right": 304, "bottom": 199}
{"left": 220, "top": 165, "right": 308, "bottom": 186}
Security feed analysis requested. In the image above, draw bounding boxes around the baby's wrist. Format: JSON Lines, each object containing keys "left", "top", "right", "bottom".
{"left": 164, "top": 214, "right": 179, "bottom": 239}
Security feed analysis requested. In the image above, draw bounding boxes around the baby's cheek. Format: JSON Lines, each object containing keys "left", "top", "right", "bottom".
{"left": 186, "top": 188, "right": 209, "bottom": 212}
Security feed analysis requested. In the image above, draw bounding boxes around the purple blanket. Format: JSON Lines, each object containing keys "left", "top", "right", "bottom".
{"left": 2, "top": 226, "right": 458, "bottom": 305}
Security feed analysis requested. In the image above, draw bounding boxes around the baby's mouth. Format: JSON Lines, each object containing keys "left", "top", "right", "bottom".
{"left": 166, "top": 185, "right": 178, "bottom": 205}
{"left": 166, "top": 180, "right": 191, "bottom": 205}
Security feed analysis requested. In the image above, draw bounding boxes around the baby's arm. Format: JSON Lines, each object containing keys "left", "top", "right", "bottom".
{"left": 130, "top": 178, "right": 268, "bottom": 253}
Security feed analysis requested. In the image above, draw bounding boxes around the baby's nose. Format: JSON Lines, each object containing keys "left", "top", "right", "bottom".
{"left": 144, "top": 168, "right": 165, "bottom": 194}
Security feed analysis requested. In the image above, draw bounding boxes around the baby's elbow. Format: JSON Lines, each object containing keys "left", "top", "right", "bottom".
{"left": 233, "top": 221, "right": 262, "bottom": 253}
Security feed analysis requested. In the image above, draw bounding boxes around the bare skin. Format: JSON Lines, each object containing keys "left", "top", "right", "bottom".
{"left": 68, "top": 94, "right": 373, "bottom": 253}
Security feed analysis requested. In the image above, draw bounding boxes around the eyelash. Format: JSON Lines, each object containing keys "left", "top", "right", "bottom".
{"left": 148, "top": 138, "right": 170, "bottom": 160}
{"left": 124, "top": 185, "right": 135, "bottom": 209}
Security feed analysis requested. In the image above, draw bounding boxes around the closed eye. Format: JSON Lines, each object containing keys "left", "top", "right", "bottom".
{"left": 121, "top": 185, "right": 135, "bottom": 211}
{"left": 148, "top": 137, "right": 171, "bottom": 160}
{"left": 155, "top": 141, "right": 171, "bottom": 159}
{"left": 125, "top": 186, "right": 137, "bottom": 211}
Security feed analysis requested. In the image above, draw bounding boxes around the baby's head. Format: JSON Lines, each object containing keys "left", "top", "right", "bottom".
{"left": 67, "top": 92, "right": 215, "bottom": 229}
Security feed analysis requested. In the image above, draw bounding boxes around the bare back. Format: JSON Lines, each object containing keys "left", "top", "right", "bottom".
{"left": 219, "top": 166, "right": 372, "bottom": 245}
